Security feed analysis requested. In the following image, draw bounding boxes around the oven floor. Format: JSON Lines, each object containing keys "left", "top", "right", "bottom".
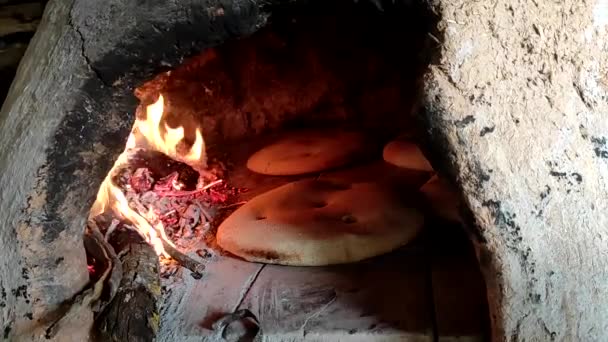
{"left": 159, "top": 222, "right": 488, "bottom": 342}
{"left": 157, "top": 137, "right": 489, "bottom": 342}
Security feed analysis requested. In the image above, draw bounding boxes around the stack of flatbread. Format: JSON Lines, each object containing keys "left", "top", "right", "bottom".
{"left": 216, "top": 129, "right": 461, "bottom": 266}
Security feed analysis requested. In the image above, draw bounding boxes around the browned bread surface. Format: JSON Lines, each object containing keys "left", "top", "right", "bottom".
{"left": 217, "top": 178, "right": 424, "bottom": 266}
{"left": 246, "top": 130, "right": 366, "bottom": 176}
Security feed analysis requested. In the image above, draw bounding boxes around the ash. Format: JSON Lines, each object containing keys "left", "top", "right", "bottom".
{"left": 110, "top": 149, "right": 246, "bottom": 278}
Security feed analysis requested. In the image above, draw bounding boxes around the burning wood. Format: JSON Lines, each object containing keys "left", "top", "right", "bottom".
{"left": 89, "top": 93, "right": 240, "bottom": 264}
{"left": 93, "top": 220, "right": 161, "bottom": 342}
{"left": 91, "top": 149, "right": 238, "bottom": 274}
{"left": 80, "top": 92, "right": 247, "bottom": 340}
{"left": 119, "top": 167, "right": 226, "bottom": 243}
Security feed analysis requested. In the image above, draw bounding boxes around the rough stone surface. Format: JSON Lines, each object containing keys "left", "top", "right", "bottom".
{"left": 422, "top": 0, "right": 608, "bottom": 340}
{"left": 0, "top": 0, "right": 267, "bottom": 339}
{"left": 0, "top": 0, "right": 606, "bottom": 340}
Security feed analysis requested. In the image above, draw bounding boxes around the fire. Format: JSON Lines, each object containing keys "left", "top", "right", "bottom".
{"left": 90, "top": 93, "right": 208, "bottom": 257}
{"left": 136, "top": 95, "right": 205, "bottom": 166}
{"left": 109, "top": 183, "right": 168, "bottom": 256}
{"left": 89, "top": 152, "right": 168, "bottom": 256}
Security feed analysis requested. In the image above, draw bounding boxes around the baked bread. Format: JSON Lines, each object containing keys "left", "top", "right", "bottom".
{"left": 217, "top": 179, "right": 424, "bottom": 266}
{"left": 246, "top": 130, "right": 365, "bottom": 176}
{"left": 382, "top": 140, "right": 434, "bottom": 172}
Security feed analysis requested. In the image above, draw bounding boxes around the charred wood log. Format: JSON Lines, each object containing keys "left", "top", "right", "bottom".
{"left": 94, "top": 225, "right": 161, "bottom": 342}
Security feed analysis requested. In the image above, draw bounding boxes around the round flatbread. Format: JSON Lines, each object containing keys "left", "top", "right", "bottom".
{"left": 382, "top": 140, "right": 434, "bottom": 172}
{"left": 246, "top": 130, "right": 365, "bottom": 176}
{"left": 217, "top": 179, "right": 424, "bottom": 266}
{"left": 419, "top": 175, "right": 462, "bottom": 222}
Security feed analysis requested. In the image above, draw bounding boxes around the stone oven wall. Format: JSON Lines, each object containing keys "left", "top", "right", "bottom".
{"left": 423, "top": 0, "right": 608, "bottom": 340}
{"left": 0, "top": 0, "right": 606, "bottom": 340}
{"left": 133, "top": 2, "right": 430, "bottom": 146}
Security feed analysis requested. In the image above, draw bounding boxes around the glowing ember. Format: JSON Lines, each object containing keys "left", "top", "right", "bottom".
{"left": 90, "top": 166, "right": 168, "bottom": 256}
{"left": 90, "top": 93, "right": 214, "bottom": 258}
{"left": 111, "top": 183, "right": 169, "bottom": 256}
{"left": 136, "top": 95, "right": 206, "bottom": 167}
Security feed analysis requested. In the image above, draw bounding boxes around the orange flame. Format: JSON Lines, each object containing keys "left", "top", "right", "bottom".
{"left": 89, "top": 151, "right": 168, "bottom": 256}
{"left": 90, "top": 94, "right": 207, "bottom": 256}
{"left": 136, "top": 95, "right": 205, "bottom": 166}
{"left": 110, "top": 181, "right": 167, "bottom": 256}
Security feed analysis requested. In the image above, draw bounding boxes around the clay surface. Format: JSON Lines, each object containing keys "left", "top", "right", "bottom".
{"left": 422, "top": 0, "right": 608, "bottom": 340}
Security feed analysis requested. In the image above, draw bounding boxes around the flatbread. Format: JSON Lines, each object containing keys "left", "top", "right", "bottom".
{"left": 419, "top": 175, "right": 462, "bottom": 222}
{"left": 216, "top": 179, "right": 424, "bottom": 266}
{"left": 246, "top": 130, "right": 365, "bottom": 176}
{"left": 382, "top": 140, "right": 434, "bottom": 172}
